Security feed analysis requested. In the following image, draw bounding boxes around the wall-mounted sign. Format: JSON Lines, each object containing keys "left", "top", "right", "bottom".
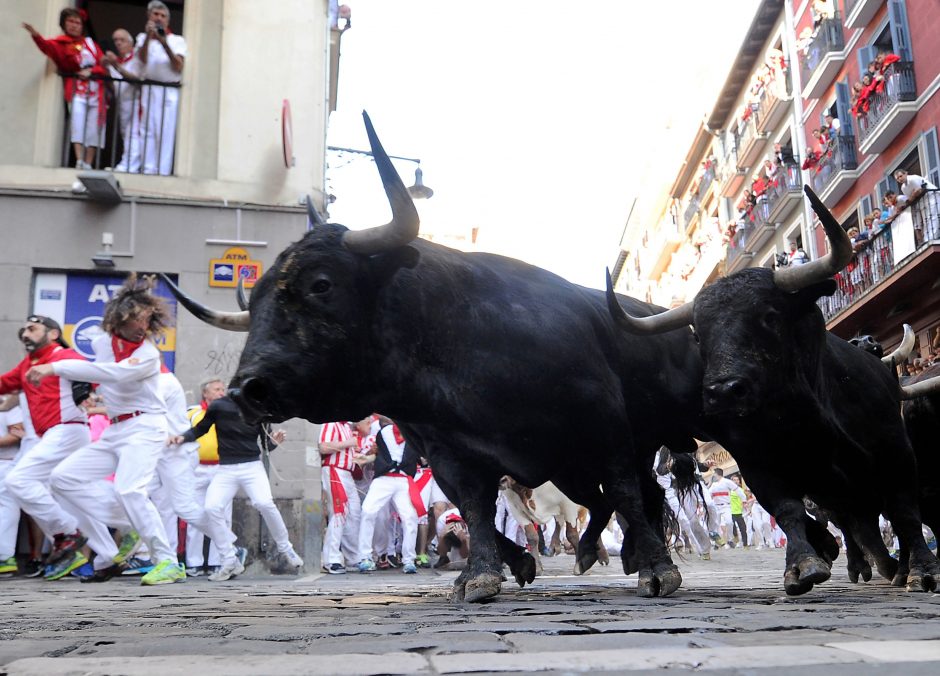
{"left": 209, "top": 246, "right": 263, "bottom": 288}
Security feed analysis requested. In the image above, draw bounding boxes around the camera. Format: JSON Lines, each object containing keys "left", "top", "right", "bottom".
{"left": 156, "top": 24, "right": 166, "bottom": 36}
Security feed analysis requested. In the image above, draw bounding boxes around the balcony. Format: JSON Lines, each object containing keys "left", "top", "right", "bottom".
{"left": 765, "top": 162, "right": 803, "bottom": 223}
{"left": 59, "top": 73, "right": 181, "bottom": 176}
{"left": 718, "top": 145, "right": 747, "bottom": 198}
{"left": 800, "top": 17, "right": 847, "bottom": 100}
{"left": 821, "top": 192, "right": 940, "bottom": 334}
{"left": 726, "top": 197, "right": 776, "bottom": 273}
{"left": 696, "top": 164, "right": 716, "bottom": 201}
{"left": 736, "top": 114, "right": 770, "bottom": 169}
{"left": 810, "top": 135, "right": 859, "bottom": 207}
{"left": 844, "top": 0, "right": 883, "bottom": 29}
{"left": 755, "top": 71, "right": 792, "bottom": 134}
{"left": 857, "top": 62, "right": 918, "bottom": 156}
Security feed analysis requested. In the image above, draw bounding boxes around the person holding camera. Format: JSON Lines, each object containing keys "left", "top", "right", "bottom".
{"left": 135, "top": 1, "right": 186, "bottom": 176}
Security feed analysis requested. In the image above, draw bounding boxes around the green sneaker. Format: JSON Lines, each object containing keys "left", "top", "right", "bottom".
{"left": 0, "top": 556, "right": 17, "bottom": 575}
{"left": 140, "top": 559, "right": 186, "bottom": 586}
{"left": 45, "top": 551, "right": 88, "bottom": 581}
{"left": 113, "top": 530, "right": 141, "bottom": 564}
{"left": 415, "top": 553, "right": 431, "bottom": 568}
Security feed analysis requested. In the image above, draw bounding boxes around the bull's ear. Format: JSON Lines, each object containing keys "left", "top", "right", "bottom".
{"left": 794, "top": 278, "right": 838, "bottom": 304}
{"left": 368, "top": 245, "right": 420, "bottom": 284}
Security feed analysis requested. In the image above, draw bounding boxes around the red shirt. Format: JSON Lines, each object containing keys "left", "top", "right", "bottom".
{"left": 0, "top": 343, "right": 87, "bottom": 436}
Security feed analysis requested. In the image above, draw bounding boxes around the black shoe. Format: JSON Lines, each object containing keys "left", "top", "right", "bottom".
{"left": 327, "top": 563, "right": 346, "bottom": 575}
{"left": 23, "top": 560, "right": 45, "bottom": 578}
{"left": 80, "top": 563, "right": 125, "bottom": 583}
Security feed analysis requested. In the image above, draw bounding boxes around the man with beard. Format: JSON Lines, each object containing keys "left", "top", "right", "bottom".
{"left": 0, "top": 317, "right": 92, "bottom": 579}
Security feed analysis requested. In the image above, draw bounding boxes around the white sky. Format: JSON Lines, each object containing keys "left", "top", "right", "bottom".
{"left": 327, "top": 1, "right": 758, "bottom": 289}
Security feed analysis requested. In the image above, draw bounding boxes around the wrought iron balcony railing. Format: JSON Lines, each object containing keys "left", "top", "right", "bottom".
{"left": 810, "top": 135, "right": 858, "bottom": 195}
{"left": 799, "top": 17, "right": 845, "bottom": 87}
{"left": 856, "top": 61, "right": 917, "bottom": 146}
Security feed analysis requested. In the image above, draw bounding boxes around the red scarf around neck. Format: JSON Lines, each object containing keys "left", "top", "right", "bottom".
{"left": 112, "top": 335, "right": 143, "bottom": 362}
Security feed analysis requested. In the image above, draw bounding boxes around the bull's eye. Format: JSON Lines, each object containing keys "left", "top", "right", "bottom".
{"left": 761, "top": 309, "right": 781, "bottom": 332}
{"left": 309, "top": 276, "right": 332, "bottom": 295}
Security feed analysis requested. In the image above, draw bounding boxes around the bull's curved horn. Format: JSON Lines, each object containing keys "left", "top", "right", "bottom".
{"left": 159, "top": 273, "right": 250, "bottom": 332}
{"left": 306, "top": 195, "right": 327, "bottom": 228}
{"left": 235, "top": 276, "right": 249, "bottom": 311}
{"left": 605, "top": 269, "right": 694, "bottom": 335}
{"left": 900, "top": 375, "right": 940, "bottom": 400}
{"left": 882, "top": 324, "right": 915, "bottom": 365}
{"left": 773, "top": 186, "right": 854, "bottom": 292}
{"left": 342, "top": 111, "right": 420, "bottom": 255}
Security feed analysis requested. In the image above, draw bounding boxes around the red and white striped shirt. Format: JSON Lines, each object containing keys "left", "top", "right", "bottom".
{"left": 319, "top": 421, "right": 355, "bottom": 471}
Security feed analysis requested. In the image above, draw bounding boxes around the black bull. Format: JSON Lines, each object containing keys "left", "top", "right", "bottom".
{"left": 609, "top": 186, "right": 940, "bottom": 595}
{"left": 164, "top": 112, "right": 707, "bottom": 602}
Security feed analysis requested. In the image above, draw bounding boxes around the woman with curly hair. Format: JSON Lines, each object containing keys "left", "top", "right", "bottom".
{"left": 28, "top": 275, "right": 183, "bottom": 585}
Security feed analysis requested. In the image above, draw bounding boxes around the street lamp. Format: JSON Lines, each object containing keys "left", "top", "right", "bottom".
{"left": 327, "top": 145, "right": 434, "bottom": 200}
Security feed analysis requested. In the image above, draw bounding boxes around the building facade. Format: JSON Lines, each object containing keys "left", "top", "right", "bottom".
{"left": 1, "top": 0, "right": 341, "bottom": 570}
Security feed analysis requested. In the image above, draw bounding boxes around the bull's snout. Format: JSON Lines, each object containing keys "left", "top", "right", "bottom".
{"left": 703, "top": 377, "right": 750, "bottom": 412}
{"left": 229, "top": 375, "right": 275, "bottom": 423}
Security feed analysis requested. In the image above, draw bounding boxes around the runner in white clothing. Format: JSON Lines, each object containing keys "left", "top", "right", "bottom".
{"left": 708, "top": 468, "right": 747, "bottom": 548}
{"left": 34, "top": 275, "right": 183, "bottom": 585}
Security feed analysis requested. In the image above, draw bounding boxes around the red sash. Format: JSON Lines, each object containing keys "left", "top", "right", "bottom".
{"left": 328, "top": 466, "right": 348, "bottom": 516}
{"left": 386, "top": 471, "right": 428, "bottom": 518}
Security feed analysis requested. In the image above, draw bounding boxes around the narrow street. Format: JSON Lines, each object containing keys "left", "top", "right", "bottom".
{"left": 2, "top": 547, "right": 940, "bottom": 674}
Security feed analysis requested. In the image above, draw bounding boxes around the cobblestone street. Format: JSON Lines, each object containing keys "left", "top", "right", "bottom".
{"left": 2, "top": 547, "right": 940, "bottom": 674}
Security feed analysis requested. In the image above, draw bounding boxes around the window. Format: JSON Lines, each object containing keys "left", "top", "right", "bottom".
{"left": 856, "top": 0, "right": 912, "bottom": 75}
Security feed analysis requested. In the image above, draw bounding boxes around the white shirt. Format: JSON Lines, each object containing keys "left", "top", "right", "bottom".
{"left": 901, "top": 174, "right": 938, "bottom": 200}
{"left": 53, "top": 334, "right": 165, "bottom": 418}
{"left": 0, "top": 405, "right": 24, "bottom": 461}
{"left": 135, "top": 32, "right": 187, "bottom": 83}
{"left": 709, "top": 477, "right": 746, "bottom": 509}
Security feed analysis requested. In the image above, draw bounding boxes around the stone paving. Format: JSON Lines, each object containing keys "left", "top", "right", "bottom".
{"left": 2, "top": 547, "right": 940, "bottom": 674}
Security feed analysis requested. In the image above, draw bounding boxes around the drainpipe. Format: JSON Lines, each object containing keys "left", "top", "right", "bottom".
{"left": 783, "top": 0, "right": 818, "bottom": 260}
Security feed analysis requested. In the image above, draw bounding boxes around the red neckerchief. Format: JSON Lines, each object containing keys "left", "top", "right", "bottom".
{"left": 392, "top": 424, "right": 405, "bottom": 445}
{"left": 201, "top": 399, "right": 209, "bottom": 411}
{"left": 112, "top": 335, "right": 143, "bottom": 362}
{"left": 29, "top": 342, "right": 60, "bottom": 366}
{"left": 119, "top": 51, "right": 135, "bottom": 64}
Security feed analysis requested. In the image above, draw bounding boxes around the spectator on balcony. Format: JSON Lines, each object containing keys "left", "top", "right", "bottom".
{"left": 103, "top": 29, "right": 143, "bottom": 174}
{"left": 787, "top": 240, "right": 808, "bottom": 266}
{"left": 773, "top": 143, "right": 794, "bottom": 166}
{"left": 811, "top": 0, "right": 835, "bottom": 30}
{"left": 883, "top": 191, "right": 900, "bottom": 220}
{"left": 135, "top": 1, "right": 187, "bottom": 176}
{"left": 895, "top": 169, "right": 938, "bottom": 203}
{"left": 763, "top": 159, "right": 778, "bottom": 185}
{"left": 825, "top": 113, "right": 841, "bottom": 135}
{"left": 24, "top": 9, "right": 108, "bottom": 170}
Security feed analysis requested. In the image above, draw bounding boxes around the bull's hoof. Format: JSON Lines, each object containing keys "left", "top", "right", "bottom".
{"left": 510, "top": 552, "right": 537, "bottom": 588}
{"left": 463, "top": 572, "right": 503, "bottom": 603}
{"left": 798, "top": 556, "right": 831, "bottom": 585}
{"left": 905, "top": 569, "right": 937, "bottom": 593}
{"left": 597, "top": 546, "right": 610, "bottom": 566}
{"left": 574, "top": 548, "right": 598, "bottom": 575}
{"left": 636, "top": 563, "right": 682, "bottom": 598}
{"left": 874, "top": 556, "right": 900, "bottom": 582}
{"left": 891, "top": 571, "right": 908, "bottom": 587}
{"left": 784, "top": 566, "right": 813, "bottom": 596}
{"left": 847, "top": 559, "right": 872, "bottom": 583}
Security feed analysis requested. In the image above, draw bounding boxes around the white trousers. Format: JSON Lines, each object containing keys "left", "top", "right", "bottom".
{"left": 321, "top": 467, "right": 360, "bottom": 566}
{"left": 0, "top": 458, "right": 22, "bottom": 560}
{"left": 69, "top": 93, "right": 104, "bottom": 148}
{"left": 186, "top": 463, "right": 226, "bottom": 567}
{"left": 50, "top": 413, "right": 174, "bottom": 568}
{"left": 666, "top": 491, "right": 710, "bottom": 556}
{"left": 205, "top": 460, "right": 292, "bottom": 565}
{"left": 358, "top": 476, "right": 418, "bottom": 566}
{"left": 6, "top": 423, "right": 88, "bottom": 538}
{"left": 140, "top": 85, "right": 178, "bottom": 175}
{"left": 113, "top": 83, "right": 142, "bottom": 173}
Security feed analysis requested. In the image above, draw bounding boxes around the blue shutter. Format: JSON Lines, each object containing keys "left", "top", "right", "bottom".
{"left": 923, "top": 128, "right": 940, "bottom": 187}
{"left": 857, "top": 45, "right": 877, "bottom": 80}
{"left": 888, "top": 0, "right": 913, "bottom": 61}
{"left": 876, "top": 177, "right": 891, "bottom": 204}
{"left": 835, "top": 80, "right": 853, "bottom": 137}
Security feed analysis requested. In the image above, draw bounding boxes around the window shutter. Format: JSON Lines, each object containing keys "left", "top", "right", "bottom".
{"left": 888, "top": 0, "right": 913, "bottom": 61}
{"left": 923, "top": 127, "right": 940, "bottom": 187}
{"left": 857, "top": 45, "right": 877, "bottom": 80}
{"left": 876, "top": 177, "right": 891, "bottom": 204}
{"left": 835, "top": 80, "right": 853, "bottom": 136}
{"left": 858, "top": 194, "right": 873, "bottom": 221}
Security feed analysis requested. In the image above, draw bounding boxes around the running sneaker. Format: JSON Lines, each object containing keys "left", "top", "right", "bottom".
{"left": 140, "top": 560, "right": 186, "bottom": 586}
{"left": 208, "top": 558, "right": 245, "bottom": 582}
{"left": 23, "top": 560, "right": 44, "bottom": 578}
{"left": 386, "top": 554, "right": 402, "bottom": 568}
{"left": 283, "top": 548, "right": 303, "bottom": 569}
{"left": 45, "top": 551, "right": 88, "bottom": 580}
{"left": 0, "top": 557, "right": 17, "bottom": 575}
{"left": 376, "top": 555, "right": 392, "bottom": 570}
{"left": 185, "top": 566, "right": 205, "bottom": 577}
{"left": 326, "top": 563, "right": 346, "bottom": 575}
{"left": 120, "top": 557, "right": 155, "bottom": 576}
{"left": 236, "top": 547, "right": 249, "bottom": 568}
{"left": 46, "top": 531, "right": 87, "bottom": 566}
{"left": 80, "top": 563, "right": 125, "bottom": 583}
{"left": 402, "top": 562, "right": 417, "bottom": 574}
{"left": 358, "top": 559, "right": 376, "bottom": 573}
{"left": 415, "top": 553, "right": 431, "bottom": 568}
{"left": 113, "top": 530, "right": 141, "bottom": 564}
{"left": 70, "top": 561, "right": 95, "bottom": 578}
